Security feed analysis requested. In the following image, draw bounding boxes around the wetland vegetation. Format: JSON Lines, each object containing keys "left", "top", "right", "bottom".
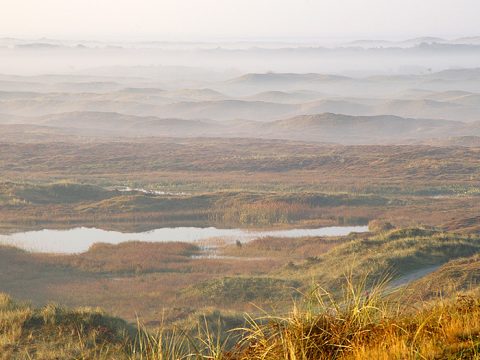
{"left": 0, "top": 16, "right": 479, "bottom": 357}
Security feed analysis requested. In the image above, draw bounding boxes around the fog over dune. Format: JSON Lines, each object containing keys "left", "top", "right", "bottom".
{"left": 2, "top": 2, "right": 480, "bottom": 357}
{"left": 1, "top": 35, "right": 480, "bottom": 144}
{"left": 2, "top": 64, "right": 480, "bottom": 128}
{"left": 1, "top": 108, "right": 478, "bottom": 145}
{"left": 2, "top": 38, "right": 480, "bottom": 76}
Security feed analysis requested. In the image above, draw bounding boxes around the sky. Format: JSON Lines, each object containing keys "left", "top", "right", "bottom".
{"left": 1, "top": 0, "right": 479, "bottom": 41}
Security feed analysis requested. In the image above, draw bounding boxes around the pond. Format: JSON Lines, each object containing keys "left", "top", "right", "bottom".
{"left": 0, "top": 226, "right": 369, "bottom": 254}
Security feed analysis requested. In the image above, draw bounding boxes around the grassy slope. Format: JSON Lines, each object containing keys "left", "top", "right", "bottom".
{"left": 2, "top": 287, "right": 480, "bottom": 359}
{"left": 0, "top": 294, "right": 132, "bottom": 360}
{"left": 407, "top": 253, "right": 480, "bottom": 299}
{"left": 285, "top": 229, "right": 480, "bottom": 290}
{"left": 231, "top": 287, "right": 480, "bottom": 359}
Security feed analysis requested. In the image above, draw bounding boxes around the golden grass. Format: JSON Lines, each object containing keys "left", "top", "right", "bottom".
{"left": 0, "top": 293, "right": 131, "bottom": 359}
{"left": 228, "top": 277, "right": 480, "bottom": 360}
{"left": 3, "top": 276, "right": 480, "bottom": 359}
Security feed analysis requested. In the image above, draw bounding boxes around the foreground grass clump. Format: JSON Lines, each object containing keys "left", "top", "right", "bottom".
{"left": 0, "top": 292, "right": 231, "bottom": 360}
{"left": 348, "top": 295, "right": 480, "bottom": 359}
{"left": 234, "top": 277, "right": 390, "bottom": 359}
{"left": 2, "top": 280, "right": 480, "bottom": 359}
{"left": 233, "top": 279, "right": 480, "bottom": 359}
{"left": 0, "top": 293, "right": 132, "bottom": 359}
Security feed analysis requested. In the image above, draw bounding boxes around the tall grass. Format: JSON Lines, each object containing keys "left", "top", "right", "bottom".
{"left": 128, "top": 315, "right": 232, "bottom": 360}
{"left": 231, "top": 274, "right": 392, "bottom": 359}
{"left": 2, "top": 275, "right": 480, "bottom": 359}
{"left": 227, "top": 275, "right": 480, "bottom": 359}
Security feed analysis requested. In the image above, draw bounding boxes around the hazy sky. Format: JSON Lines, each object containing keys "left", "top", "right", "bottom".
{"left": 1, "top": 0, "right": 479, "bottom": 41}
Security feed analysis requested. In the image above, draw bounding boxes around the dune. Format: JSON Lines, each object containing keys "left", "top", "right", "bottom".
{"left": 158, "top": 99, "right": 297, "bottom": 121}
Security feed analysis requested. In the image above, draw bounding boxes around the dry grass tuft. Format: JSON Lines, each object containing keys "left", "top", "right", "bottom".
{"left": 2, "top": 276, "right": 480, "bottom": 359}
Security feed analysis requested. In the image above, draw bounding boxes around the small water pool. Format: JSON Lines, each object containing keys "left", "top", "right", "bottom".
{"left": 0, "top": 226, "right": 369, "bottom": 254}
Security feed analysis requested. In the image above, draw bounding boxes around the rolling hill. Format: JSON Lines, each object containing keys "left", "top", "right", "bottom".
{"left": 259, "top": 113, "right": 477, "bottom": 144}
{"left": 3, "top": 111, "right": 479, "bottom": 144}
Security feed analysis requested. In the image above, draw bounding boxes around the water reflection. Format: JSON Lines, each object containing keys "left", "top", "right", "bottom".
{"left": 0, "top": 226, "right": 369, "bottom": 254}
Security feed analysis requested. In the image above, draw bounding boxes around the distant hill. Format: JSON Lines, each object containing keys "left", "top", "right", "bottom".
{"left": 162, "top": 88, "right": 228, "bottom": 102}
{"left": 40, "top": 111, "right": 145, "bottom": 130}
{"left": 425, "top": 68, "right": 480, "bottom": 81}
{"left": 300, "top": 99, "right": 371, "bottom": 115}
{"left": 219, "top": 68, "right": 480, "bottom": 98}
{"left": 266, "top": 113, "right": 456, "bottom": 130}
{"left": 7, "top": 111, "right": 480, "bottom": 145}
{"left": 245, "top": 90, "right": 325, "bottom": 104}
{"left": 342, "top": 37, "right": 480, "bottom": 48}
{"left": 158, "top": 99, "right": 297, "bottom": 121}
{"left": 3, "top": 68, "right": 480, "bottom": 121}
{"left": 38, "top": 111, "right": 216, "bottom": 136}
{"left": 0, "top": 113, "right": 30, "bottom": 124}
{"left": 260, "top": 113, "right": 477, "bottom": 144}
{"left": 228, "top": 72, "right": 349, "bottom": 85}
{"left": 422, "top": 136, "right": 480, "bottom": 147}
{"left": 419, "top": 90, "right": 474, "bottom": 101}
{"left": 454, "top": 36, "right": 480, "bottom": 45}
{"left": 222, "top": 73, "right": 351, "bottom": 95}
{"left": 374, "top": 98, "right": 459, "bottom": 115}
